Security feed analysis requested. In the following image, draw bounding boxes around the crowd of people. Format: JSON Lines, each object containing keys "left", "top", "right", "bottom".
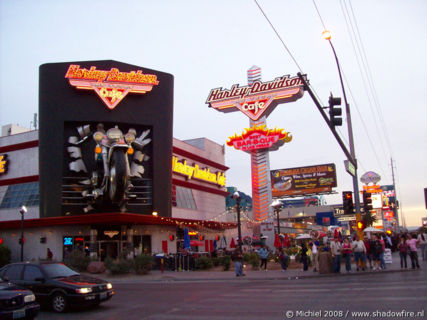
{"left": 303, "top": 230, "right": 426, "bottom": 274}
{"left": 230, "top": 229, "right": 426, "bottom": 276}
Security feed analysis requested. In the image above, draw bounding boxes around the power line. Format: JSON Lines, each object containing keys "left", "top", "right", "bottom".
{"left": 253, "top": 0, "right": 304, "bottom": 73}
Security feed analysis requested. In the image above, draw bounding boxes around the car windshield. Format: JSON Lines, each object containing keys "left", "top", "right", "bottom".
{"left": 41, "top": 263, "right": 79, "bottom": 278}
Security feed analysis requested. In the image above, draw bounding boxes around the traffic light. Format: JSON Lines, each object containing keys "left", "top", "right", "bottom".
{"left": 328, "top": 94, "right": 342, "bottom": 127}
{"left": 342, "top": 191, "right": 354, "bottom": 214}
{"left": 363, "top": 191, "right": 373, "bottom": 212}
{"left": 356, "top": 220, "right": 365, "bottom": 231}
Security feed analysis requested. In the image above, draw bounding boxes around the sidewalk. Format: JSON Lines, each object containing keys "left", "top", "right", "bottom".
{"left": 85, "top": 252, "right": 421, "bottom": 284}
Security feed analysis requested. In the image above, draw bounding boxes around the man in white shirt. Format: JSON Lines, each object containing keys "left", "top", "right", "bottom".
{"left": 330, "top": 238, "right": 342, "bottom": 273}
{"left": 352, "top": 235, "right": 367, "bottom": 271}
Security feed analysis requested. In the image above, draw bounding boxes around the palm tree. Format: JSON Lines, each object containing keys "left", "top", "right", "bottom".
{"left": 362, "top": 212, "right": 377, "bottom": 227}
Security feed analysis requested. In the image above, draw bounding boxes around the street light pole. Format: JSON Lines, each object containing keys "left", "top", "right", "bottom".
{"left": 323, "top": 31, "right": 361, "bottom": 216}
{"left": 271, "top": 200, "right": 282, "bottom": 235}
{"left": 232, "top": 192, "right": 242, "bottom": 251}
{"left": 19, "top": 206, "right": 27, "bottom": 262}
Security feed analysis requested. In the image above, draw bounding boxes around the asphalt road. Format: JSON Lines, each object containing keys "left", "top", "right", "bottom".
{"left": 36, "top": 268, "right": 426, "bottom": 320}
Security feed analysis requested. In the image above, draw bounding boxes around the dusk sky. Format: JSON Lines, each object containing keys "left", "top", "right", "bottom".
{"left": 1, "top": 0, "right": 426, "bottom": 227}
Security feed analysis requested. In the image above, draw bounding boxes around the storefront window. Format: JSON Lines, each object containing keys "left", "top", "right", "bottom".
{"left": 175, "top": 186, "right": 197, "bottom": 210}
{"left": 0, "top": 182, "right": 39, "bottom": 209}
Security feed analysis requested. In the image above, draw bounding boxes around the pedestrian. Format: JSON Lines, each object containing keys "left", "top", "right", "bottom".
{"left": 300, "top": 242, "right": 308, "bottom": 271}
{"left": 364, "top": 236, "right": 373, "bottom": 270}
{"left": 231, "top": 248, "right": 245, "bottom": 277}
{"left": 379, "top": 234, "right": 387, "bottom": 270}
{"left": 47, "top": 248, "right": 53, "bottom": 260}
{"left": 279, "top": 249, "right": 289, "bottom": 272}
{"left": 309, "top": 240, "right": 320, "bottom": 272}
{"left": 397, "top": 234, "right": 408, "bottom": 268}
{"left": 352, "top": 235, "right": 367, "bottom": 271}
{"left": 330, "top": 238, "right": 342, "bottom": 273}
{"left": 406, "top": 233, "right": 420, "bottom": 269}
{"left": 257, "top": 245, "right": 269, "bottom": 271}
{"left": 342, "top": 238, "right": 352, "bottom": 272}
{"left": 417, "top": 231, "right": 427, "bottom": 260}
{"left": 371, "top": 234, "right": 383, "bottom": 271}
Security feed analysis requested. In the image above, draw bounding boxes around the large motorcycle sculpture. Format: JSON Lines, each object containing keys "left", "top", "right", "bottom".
{"left": 67, "top": 123, "right": 151, "bottom": 212}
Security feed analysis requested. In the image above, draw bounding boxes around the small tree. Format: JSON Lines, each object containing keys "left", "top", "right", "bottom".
{"left": 0, "top": 245, "right": 11, "bottom": 268}
{"left": 362, "top": 212, "right": 377, "bottom": 227}
{"left": 64, "top": 250, "right": 91, "bottom": 272}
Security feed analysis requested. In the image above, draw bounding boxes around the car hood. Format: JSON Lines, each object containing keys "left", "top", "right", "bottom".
{"left": 55, "top": 274, "right": 107, "bottom": 286}
{"left": 0, "top": 281, "right": 33, "bottom": 299}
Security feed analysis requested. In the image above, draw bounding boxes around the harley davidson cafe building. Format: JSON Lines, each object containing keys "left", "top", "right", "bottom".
{"left": 0, "top": 60, "right": 235, "bottom": 261}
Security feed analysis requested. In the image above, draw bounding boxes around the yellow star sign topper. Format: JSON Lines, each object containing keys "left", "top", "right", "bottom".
{"left": 0, "top": 154, "right": 8, "bottom": 174}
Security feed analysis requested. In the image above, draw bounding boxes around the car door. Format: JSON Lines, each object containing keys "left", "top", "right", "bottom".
{"left": 22, "top": 265, "right": 49, "bottom": 304}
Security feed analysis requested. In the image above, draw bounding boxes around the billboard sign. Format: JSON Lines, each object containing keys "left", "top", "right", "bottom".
{"left": 271, "top": 163, "right": 337, "bottom": 197}
{"left": 226, "top": 125, "right": 292, "bottom": 152}
{"left": 206, "top": 75, "right": 305, "bottom": 121}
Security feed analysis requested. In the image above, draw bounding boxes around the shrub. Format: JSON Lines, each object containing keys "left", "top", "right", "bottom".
{"left": 212, "top": 257, "right": 221, "bottom": 267}
{"left": 195, "top": 255, "right": 213, "bottom": 270}
{"left": 109, "top": 259, "right": 132, "bottom": 275}
{"left": 0, "top": 245, "right": 11, "bottom": 268}
{"left": 134, "top": 254, "right": 154, "bottom": 275}
{"left": 104, "top": 256, "right": 114, "bottom": 270}
{"left": 243, "top": 252, "right": 260, "bottom": 270}
{"left": 220, "top": 255, "right": 231, "bottom": 271}
{"left": 64, "top": 250, "right": 91, "bottom": 272}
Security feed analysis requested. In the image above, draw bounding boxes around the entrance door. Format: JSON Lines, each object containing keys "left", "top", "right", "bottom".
{"left": 100, "top": 241, "right": 119, "bottom": 261}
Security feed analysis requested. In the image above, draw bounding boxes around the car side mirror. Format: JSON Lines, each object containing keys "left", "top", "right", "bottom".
{"left": 35, "top": 277, "right": 45, "bottom": 283}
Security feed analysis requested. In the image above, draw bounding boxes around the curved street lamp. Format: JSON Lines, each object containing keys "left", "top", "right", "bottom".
{"left": 19, "top": 205, "right": 27, "bottom": 262}
{"left": 322, "top": 30, "right": 361, "bottom": 216}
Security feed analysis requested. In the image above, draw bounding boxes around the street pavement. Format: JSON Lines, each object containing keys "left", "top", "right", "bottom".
{"left": 87, "top": 251, "right": 418, "bottom": 284}
{"left": 36, "top": 253, "right": 427, "bottom": 320}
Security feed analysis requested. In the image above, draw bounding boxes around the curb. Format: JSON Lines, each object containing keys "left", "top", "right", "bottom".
{"left": 106, "top": 268, "right": 419, "bottom": 284}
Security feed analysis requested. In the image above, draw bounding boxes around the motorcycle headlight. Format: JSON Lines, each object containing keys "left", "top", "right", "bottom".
{"left": 93, "top": 131, "right": 104, "bottom": 143}
{"left": 125, "top": 129, "right": 136, "bottom": 144}
{"left": 107, "top": 127, "right": 123, "bottom": 141}
{"left": 76, "top": 287, "right": 92, "bottom": 294}
{"left": 24, "top": 294, "right": 36, "bottom": 303}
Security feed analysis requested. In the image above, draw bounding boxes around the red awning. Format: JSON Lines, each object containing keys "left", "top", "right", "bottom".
{"left": 0, "top": 212, "right": 237, "bottom": 231}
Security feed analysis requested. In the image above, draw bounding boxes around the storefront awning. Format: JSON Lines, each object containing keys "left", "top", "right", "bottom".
{"left": 0, "top": 212, "right": 237, "bottom": 231}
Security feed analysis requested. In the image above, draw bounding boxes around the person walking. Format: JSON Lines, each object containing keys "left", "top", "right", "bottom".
{"left": 330, "top": 238, "right": 342, "bottom": 273}
{"left": 417, "top": 231, "right": 427, "bottom": 261}
{"left": 397, "top": 234, "right": 408, "bottom": 269}
{"left": 309, "top": 240, "right": 320, "bottom": 272}
{"left": 258, "top": 245, "right": 269, "bottom": 271}
{"left": 370, "top": 234, "right": 383, "bottom": 271}
{"left": 300, "top": 242, "right": 309, "bottom": 271}
{"left": 352, "top": 235, "right": 367, "bottom": 271}
{"left": 342, "top": 238, "right": 352, "bottom": 272}
{"left": 379, "top": 234, "right": 387, "bottom": 270}
{"left": 406, "top": 233, "right": 420, "bottom": 269}
{"left": 232, "top": 248, "right": 245, "bottom": 277}
{"left": 364, "top": 236, "right": 373, "bottom": 270}
{"left": 279, "top": 249, "right": 289, "bottom": 272}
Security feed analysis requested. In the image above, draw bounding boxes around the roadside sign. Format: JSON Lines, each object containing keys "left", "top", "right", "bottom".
{"left": 344, "top": 160, "right": 355, "bottom": 177}
{"left": 338, "top": 215, "right": 356, "bottom": 222}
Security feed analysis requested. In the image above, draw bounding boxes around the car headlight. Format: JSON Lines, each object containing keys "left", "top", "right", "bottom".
{"left": 76, "top": 287, "right": 92, "bottom": 294}
{"left": 24, "top": 294, "right": 36, "bottom": 303}
{"left": 106, "top": 283, "right": 112, "bottom": 290}
{"left": 107, "top": 127, "right": 123, "bottom": 141}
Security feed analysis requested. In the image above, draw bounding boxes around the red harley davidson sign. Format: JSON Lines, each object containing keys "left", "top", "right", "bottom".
{"left": 65, "top": 65, "right": 159, "bottom": 109}
{"left": 206, "top": 75, "right": 305, "bottom": 121}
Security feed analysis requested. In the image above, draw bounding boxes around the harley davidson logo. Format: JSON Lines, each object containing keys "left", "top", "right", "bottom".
{"left": 65, "top": 65, "right": 159, "bottom": 110}
{"left": 206, "top": 75, "right": 305, "bottom": 121}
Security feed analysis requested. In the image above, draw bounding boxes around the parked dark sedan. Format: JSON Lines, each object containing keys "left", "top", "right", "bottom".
{"left": 0, "top": 276, "right": 40, "bottom": 320}
{"left": 0, "top": 262, "right": 114, "bottom": 313}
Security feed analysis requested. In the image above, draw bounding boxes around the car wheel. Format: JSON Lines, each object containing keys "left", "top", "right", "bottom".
{"left": 51, "top": 292, "right": 67, "bottom": 313}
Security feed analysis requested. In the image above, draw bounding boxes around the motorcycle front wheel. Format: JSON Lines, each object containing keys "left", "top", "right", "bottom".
{"left": 109, "top": 149, "right": 128, "bottom": 203}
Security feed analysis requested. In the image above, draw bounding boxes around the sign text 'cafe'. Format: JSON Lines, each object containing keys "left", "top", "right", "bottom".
{"left": 172, "top": 156, "right": 226, "bottom": 187}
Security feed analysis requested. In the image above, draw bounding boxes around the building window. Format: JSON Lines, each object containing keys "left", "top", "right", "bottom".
{"left": 0, "top": 182, "right": 39, "bottom": 209}
{"left": 174, "top": 186, "right": 197, "bottom": 210}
